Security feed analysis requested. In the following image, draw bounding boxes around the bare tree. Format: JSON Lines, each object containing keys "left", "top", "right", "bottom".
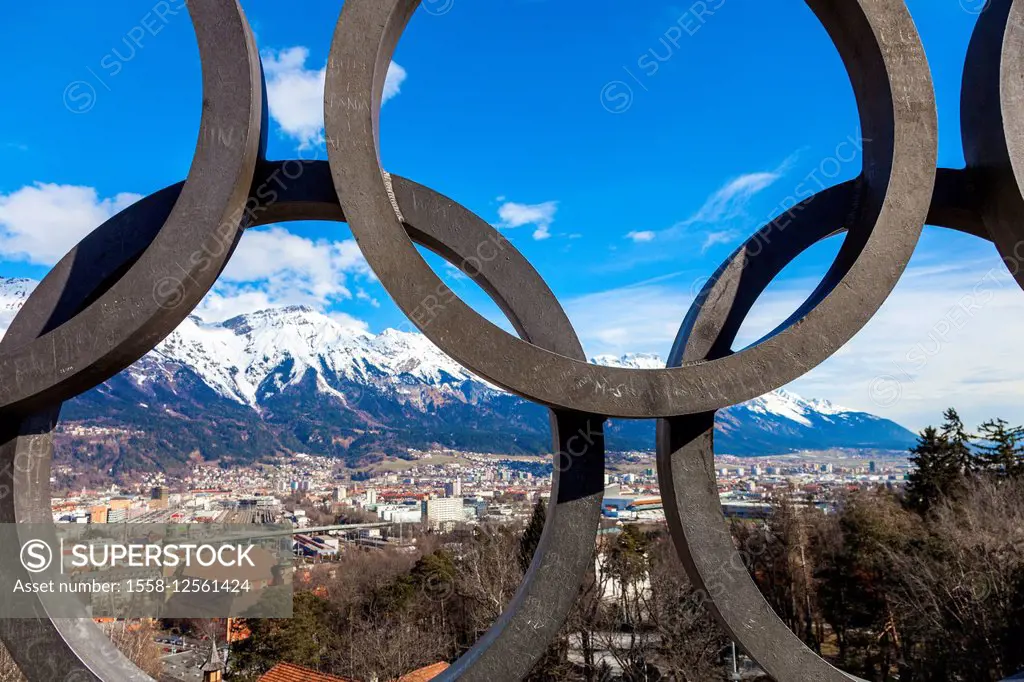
{"left": 456, "top": 525, "right": 522, "bottom": 636}
{"left": 886, "top": 477, "right": 1024, "bottom": 680}
{"left": 101, "top": 619, "right": 164, "bottom": 679}
{"left": 645, "top": 538, "right": 728, "bottom": 681}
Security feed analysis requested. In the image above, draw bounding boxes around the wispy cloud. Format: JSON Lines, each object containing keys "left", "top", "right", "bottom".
{"left": 701, "top": 229, "right": 740, "bottom": 252}
{"left": 497, "top": 200, "right": 558, "bottom": 240}
{"left": 619, "top": 156, "right": 795, "bottom": 252}
{"left": 679, "top": 170, "right": 784, "bottom": 227}
{"left": 263, "top": 46, "right": 406, "bottom": 149}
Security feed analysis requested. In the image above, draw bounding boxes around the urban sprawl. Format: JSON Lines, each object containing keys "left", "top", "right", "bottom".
{"left": 51, "top": 449, "right": 913, "bottom": 556}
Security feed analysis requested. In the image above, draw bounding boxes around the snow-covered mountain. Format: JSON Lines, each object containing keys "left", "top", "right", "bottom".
{"left": 0, "top": 277, "right": 33, "bottom": 333}
{"left": 140, "top": 307, "right": 476, "bottom": 408}
{"left": 0, "top": 277, "right": 915, "bottom": 473}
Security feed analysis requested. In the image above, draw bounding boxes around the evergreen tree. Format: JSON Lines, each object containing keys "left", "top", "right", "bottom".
{"left": 231, "top": 592, "right": 339, "bottom": 679}
{"left": 976, "top": 418, "right": 1024, "bottom": 478}
{"left": 905, "top": 426, "right": 958, "bottom": 513}
{"left": 518, "top": 498, "right": 546, "bottom": 574}
{"left": 939, "top": 407, "right": 976, "bottom": 474}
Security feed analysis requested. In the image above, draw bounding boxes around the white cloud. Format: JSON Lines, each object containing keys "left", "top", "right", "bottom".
{"left": 497, "top": 200, "right": 558, "bottom": 240}
{"left": 626, "top": 230, "right": 656, "bottom": 243}
{"left": 262, "top": 48, "right": 326, "bottom": 149}
{"left": 773, "top": 252, "right": 1024, "bottom": 432}
{"left": 0, "top": 183, "right": 142, "bottom": 265}
{"left": 195, "top": 225, "right": 372, "bottom": 323}
{"left": 328, "top": 310, "right": 370, "bottom": 332}
{"left": 564, "top": 233, "right": 1024, "bottom": 431}
{"left": 564, "top": 278, "right": 696, "bottom": 357}
{"left": 355, "top": 289, "right": 380, "bottom": 308}
{"left": 0, "top": 185, "right": 373, "bottom": 330}
{"left": 263, "top": 46, "right": 407, "bottom": 149}
{"left": 382, "top": 62, "right": 407, "bottom": 102}
{"left": 194, "top": 289, "right": 281, "bottom": 322}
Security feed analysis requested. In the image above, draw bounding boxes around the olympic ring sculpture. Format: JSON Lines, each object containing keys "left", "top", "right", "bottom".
{"left": 0, "top": 0, "right": 1021, "bottom": 680}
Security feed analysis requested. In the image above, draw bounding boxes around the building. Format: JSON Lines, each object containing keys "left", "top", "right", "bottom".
{"left": 241, "top": 496, "right": 279, "bottom": 508}
{"left": 150, "top": 486, "right": 169, "bottom": 510}
{"left": 89, "top": 505, "right": 108, "bottom": 524}
{"left": 721, "top": 501, "right": 773, "bottom": 520}
{"left": 333, "top": 486, "right": 348, "bottom": 502}
{"left": 378, "top": 504, "right": 421, "bottom": 524}
{"left": 294, "top": 535, "right": 338, "bottom": 558}
{"left": 107, "top": 498, "right": 131, "bottom": 523}
{"left": 443, "top": 478, "right": 462, "bottom": 497}
{"left": 201, "top": 639, "right": 223, "bottom": 682}
{"left": 422, "top": 497, "right": 464, "bottom": 527}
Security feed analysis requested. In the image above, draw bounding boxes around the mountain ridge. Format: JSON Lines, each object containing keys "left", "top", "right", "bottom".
{"left": 0, "top": 277, "right": 916, "bottom": 475}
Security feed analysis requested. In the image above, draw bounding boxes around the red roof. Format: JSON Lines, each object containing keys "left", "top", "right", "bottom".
{"left": 260, "top": 662, "right": 354, "bottom": 682}
{"left": 398, "top": 662, "right": 450, "bottom": 681}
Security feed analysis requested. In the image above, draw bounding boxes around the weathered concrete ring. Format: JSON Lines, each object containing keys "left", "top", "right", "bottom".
{"left": 962, "top": 0, "right": 1024, "bottom": 290}
{"left": 324, "top": 0, "right": 936, "bottom": 418}
{"left": 0, "top": 161, "right": 605, "bottom": 681}
{"left": 0, "top": 0, "right": 264, "bottom": 418}
{"left": 657, "top": 169, "right": 988, "bottom": 682}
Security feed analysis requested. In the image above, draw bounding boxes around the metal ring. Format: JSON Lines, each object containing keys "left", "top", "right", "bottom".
{"left": 0, "top": 161, "right": 605, "bottom": 681}
{"left": 0, "top": 0, "right": 265, "bottom": 418}
{"left": 962, "top": 0, "right": 1024, "bottom": 289}
{"left": 324, "top": 0, "right": 937, "bottom": 418}
{"left": 657, "top": 170, "right": 988, "bottom": 682}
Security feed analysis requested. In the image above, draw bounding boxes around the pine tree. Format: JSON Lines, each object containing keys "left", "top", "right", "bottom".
{"left": 940, "top": 408, "right": 976, "bottom": 474}
{"left": 518, "top": 498, "right": 546, "bottom": 574}
{"left": 975, "top": 419, "right": 1024, "bottom": 478}
{"left": 905, "top": 426, "right": 958, "bottom": 513}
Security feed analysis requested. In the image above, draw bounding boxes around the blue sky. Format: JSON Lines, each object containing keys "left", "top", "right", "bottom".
{"left": 1, "top": 0, "right": 1020, "bottom": 431}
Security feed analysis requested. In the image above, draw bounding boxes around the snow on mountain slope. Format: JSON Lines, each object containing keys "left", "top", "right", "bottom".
{"left": 0, "top": 276, "right": 907, "bottom": 450}
{"left": 591, "top": 352, "right": 664, "bottom": 370}
{"left": 0, "top": 277, "right": 34, "bottom": 337}
{"left": 140, "top": 305, "right": 480, "bottom": 408}
{"left": 591, "top": 352, "right": 859, "bottom": 426}
{"left": 0, "top": 277, "right": 481, "bottom": 409}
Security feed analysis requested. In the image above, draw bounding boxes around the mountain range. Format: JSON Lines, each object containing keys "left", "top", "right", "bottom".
{"left": 0, "top": 277, "right": 916, "bottom": 475}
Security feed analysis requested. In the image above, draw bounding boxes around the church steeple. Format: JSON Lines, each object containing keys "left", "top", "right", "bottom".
{"left": 201, "top": 637, "right": 223, "bottom": 682}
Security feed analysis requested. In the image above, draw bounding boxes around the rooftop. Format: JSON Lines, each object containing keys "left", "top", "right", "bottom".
{"left": 259, "top": 662, "right": 354, "bottom": 682}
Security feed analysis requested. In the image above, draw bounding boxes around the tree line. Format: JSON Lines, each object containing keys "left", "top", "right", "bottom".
{"left": 906, "top": 407, "right": 1024, "bottom": 512}
{"left": 733, "top": 407, "right": 1024, "bottom": 680}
